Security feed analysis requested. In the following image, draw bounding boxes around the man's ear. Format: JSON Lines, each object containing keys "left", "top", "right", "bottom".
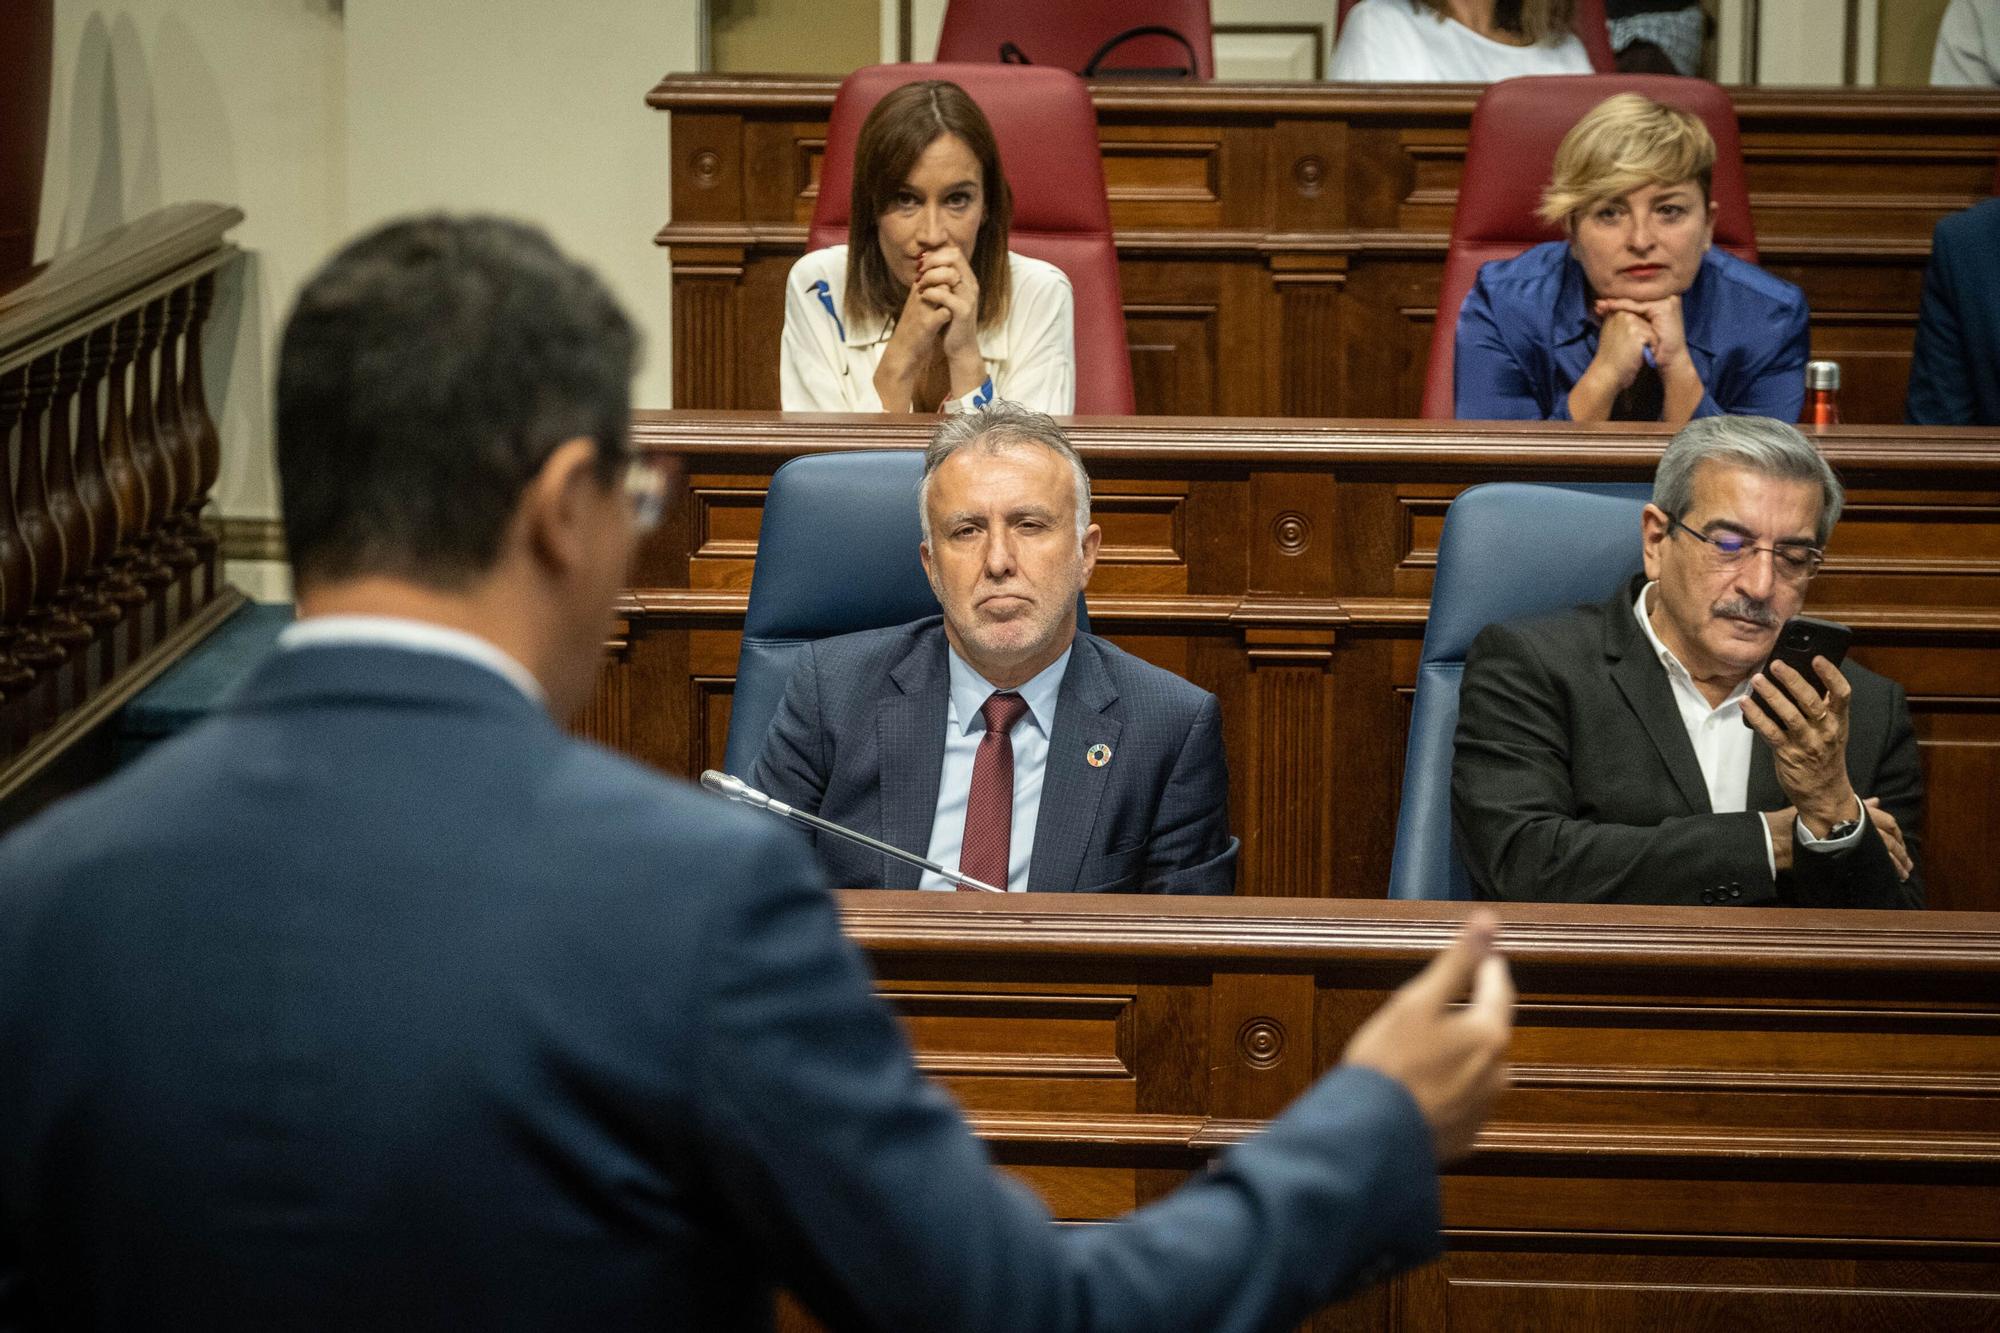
{"left": 1079, "top": 523, "right": 1102, "bottom": 586}
{"left": 1641, "top": 502, "right": 1671, "bottom": 581}
{"left": 520, "top": 437, "right": 609, "bottom": 577}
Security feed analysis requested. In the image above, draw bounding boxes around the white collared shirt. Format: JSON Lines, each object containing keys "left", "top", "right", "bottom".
{"left": 1633, "top": 584, "right": 1859, "bottom": 876}
{"left": 779, "top": 246, "right": 1075, "bottom": 414}
{"left": 919, "top": 644, "right": 1072, "bottom": 892}
{"left": 277, "top": 615, "right": 546, "bottom": 705}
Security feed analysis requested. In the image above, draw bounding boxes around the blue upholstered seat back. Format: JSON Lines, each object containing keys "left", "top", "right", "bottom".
{"left": 1386, "top": 482, "right": 1651, "bottom": 900}
{"left": 720, "top": 450, "right": 1088, "bottom": 779}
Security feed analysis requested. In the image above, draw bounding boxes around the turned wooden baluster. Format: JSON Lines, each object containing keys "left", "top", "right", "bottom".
{"left": 180, "top": 274, "right": 223, "bottom": 588}
{"left": 0, "top": 369, "right": 42, "bottom": 695}
{"left": 154, "top": 287, "right": 199, "bottom": 577}
{"left": 9, "top": 357, "right": 72, "bottom": 670}
{"left": 68, "top": 330, "right": 126, "bottom": 634}
{"left": 99, "top": 312, "right": 162, "bottom": 614}
{"left": 37, "top": 347, "right": 99, "bottom": 662}
{"left": 125, "top": 302, "right": 175, "bottom": 590}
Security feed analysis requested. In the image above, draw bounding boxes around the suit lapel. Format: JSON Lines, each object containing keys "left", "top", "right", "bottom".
{"left": 878, "top": 629, "right": 949, "bottom": 889}
{"left": 1606, "top": 588, "right": 1714, "bottom": 815}
{"left": 1029, "top": 636, "right": 1122, "bottom": 891}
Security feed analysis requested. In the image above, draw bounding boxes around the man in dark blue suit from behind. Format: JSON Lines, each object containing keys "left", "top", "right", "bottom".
{"left": 0, "top": 215, "right": 1514, "bottom": 1332}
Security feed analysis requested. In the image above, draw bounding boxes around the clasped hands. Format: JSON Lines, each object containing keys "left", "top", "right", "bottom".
{"left": 1568, "top": 295, "right": 1706, "bottom": 423}
{"left": 1744, "top": 657, "right": 1912, "bottom": 881}
{"left": 873, "top": 245, "right": 987, "bottom": 411}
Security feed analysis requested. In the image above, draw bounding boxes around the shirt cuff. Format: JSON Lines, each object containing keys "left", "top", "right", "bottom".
{"left": 943, "top": 376, "right": 995, "bottom": 415}
{"left": 1758, "top": 811, "right": 1777, "bottom": 880}
{"left": 1796, "top": 795, "right": 1867, "bottom": 853}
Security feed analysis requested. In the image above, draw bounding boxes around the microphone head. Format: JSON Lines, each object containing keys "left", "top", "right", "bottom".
{"left": 699, "top": 769, "right": 744, "bottom": 799}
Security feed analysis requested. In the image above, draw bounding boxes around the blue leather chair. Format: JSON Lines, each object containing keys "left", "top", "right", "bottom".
{"left": 1386, "top": 482, "right": 1651, "bottom": 900}
{"left": 720, "top": 450, "right": 1088, "bottom": 779}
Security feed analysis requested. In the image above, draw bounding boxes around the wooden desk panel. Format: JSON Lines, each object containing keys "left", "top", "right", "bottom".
{"left": 648, "top": 79, "right": 2000, "bottom": 426}
{"left": 598, "top": 412, "right": 2000, "bottom": 912}
{"left": 832, "top": 893, "right": 2000, "bottom": 1331}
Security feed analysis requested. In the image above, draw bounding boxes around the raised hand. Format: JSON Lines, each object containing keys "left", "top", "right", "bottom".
{"left": 1343, "top": 911, "right": 1514, "bottom": 1163}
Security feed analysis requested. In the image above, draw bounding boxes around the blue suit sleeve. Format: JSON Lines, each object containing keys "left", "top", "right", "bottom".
{"left": 1712, "top": 284, "right": 1808, "bottom": 421}
{"left": 692, "top": 830, "right": 1441, "bottom": 1333}
{"left": 748, "top": 642, "right": 830, "bottom": 816}
{"left": 1142, "top": 693, "right": 1236, "bottom": 894}
{"left": 1906, "top": 220, "right": 1975, "bottom": 426}
{"left": 1455, "top": 271, "right": 1549, "bottom": 420}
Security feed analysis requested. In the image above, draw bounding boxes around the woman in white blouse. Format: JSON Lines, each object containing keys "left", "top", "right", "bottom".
{"left": 1332, "top": 0, "right": 1593, "bottom": 81}
{"left": 780, "top": 81, "right": 1075, "bottom": 414}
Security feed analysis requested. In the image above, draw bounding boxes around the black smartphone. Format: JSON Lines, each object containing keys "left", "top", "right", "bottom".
{"left": 1744, "top": 615, "right": 1852, "bottom": 724}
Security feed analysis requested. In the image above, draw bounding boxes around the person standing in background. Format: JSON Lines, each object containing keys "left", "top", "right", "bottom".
{"left": 1605, "top": 0, "right": 1706, "bottom": 75}
{"left": 1933, "top": 0, "right": 2000, "bottom": 85}
{"left": 1331, "top": 0, "right": 1592, "bottom": 82}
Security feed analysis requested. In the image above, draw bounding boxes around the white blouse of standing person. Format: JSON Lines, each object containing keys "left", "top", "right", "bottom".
{"left": 780, "top": 80, "right": 1075, "bottom": 415}
{"left": 1331, "top": 0, "right": 1593, "bottom": 81}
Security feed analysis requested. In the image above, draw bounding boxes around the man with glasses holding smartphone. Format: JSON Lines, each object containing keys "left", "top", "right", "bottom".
{"left": 1452, "top": 415, "right": 1923, "bottom": 908}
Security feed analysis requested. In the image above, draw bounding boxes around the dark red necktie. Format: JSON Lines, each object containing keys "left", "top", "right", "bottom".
{"left": 958, "top": 692, "right": 1029, "bottom": 891}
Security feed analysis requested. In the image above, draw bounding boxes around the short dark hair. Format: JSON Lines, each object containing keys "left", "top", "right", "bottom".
{"left": 845, "top": 81, "right": 1013, "bottom": 332}
{"left": 277, "top": 215, "right": 639, "bottom": 589}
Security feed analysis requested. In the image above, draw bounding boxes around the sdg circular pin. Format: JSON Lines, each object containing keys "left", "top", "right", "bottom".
{"left": 1086, "top": 743, "right": 1112, "bottom": 768}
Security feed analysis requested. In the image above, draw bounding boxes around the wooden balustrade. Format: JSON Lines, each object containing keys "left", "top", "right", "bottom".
{"left": 0, "top": 203, "right": 245, "bottom": 801}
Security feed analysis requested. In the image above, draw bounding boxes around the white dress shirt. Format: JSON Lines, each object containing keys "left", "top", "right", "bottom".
{"left": 919, "top": 644, "right": 1072, "bottom": 892}
{"left": 779, "top": 246, "right": 1076, "bottom": 414}
{"left": 277, "top": 615, "right": 546, "bottom": 705}
{"left": 1633, "top": 584, "right": 1860, "bottom": 879}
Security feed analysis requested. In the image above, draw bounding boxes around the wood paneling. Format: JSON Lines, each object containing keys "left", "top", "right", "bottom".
{"left": 648, "top": 78, "right": 2000, "bottom": 425}
{"left": 588, "top": 411, "right": 2000, "bottom": 913}
{"left": 825, "top": 893, "right": 2000, "bottom": 1331}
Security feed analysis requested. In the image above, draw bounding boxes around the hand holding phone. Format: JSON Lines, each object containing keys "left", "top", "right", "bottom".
{"left": 1742, "top": 615, "right": 1851, "bottom": 726}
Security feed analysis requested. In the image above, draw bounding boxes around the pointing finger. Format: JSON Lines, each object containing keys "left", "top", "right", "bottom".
{"left": 1403, "top": 912, "right": 1498, "bottom": 1013}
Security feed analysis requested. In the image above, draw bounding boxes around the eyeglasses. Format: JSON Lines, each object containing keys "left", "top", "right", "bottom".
{"left": 1669, "top": 517, "right": 1823, "bottom": 583}
{"left": 623, "top": 453, "right": 676, "bottom": 534}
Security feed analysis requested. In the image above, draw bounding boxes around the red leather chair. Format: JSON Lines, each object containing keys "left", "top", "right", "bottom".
{"left": 1334, "top": 0, "right": 1616, "bottom": 74}
{"left": 810, "top": 63, "right": 1135, "bottom": 415}
{"left": 1420, "top": 74, "right": 1755, "bottom": 418}
{"left": 937, "top": 0, "right": 1214, "bottom": 79}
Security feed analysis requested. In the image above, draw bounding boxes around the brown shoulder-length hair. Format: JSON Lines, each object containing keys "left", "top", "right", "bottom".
{"left": 845, "top": 81, "right": 1014, "bottom": 331}
{"left": 1416, "top": 0, "right": 1577, "bottom": 45}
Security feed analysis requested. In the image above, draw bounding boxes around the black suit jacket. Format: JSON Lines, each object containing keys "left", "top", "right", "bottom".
{"left": 750, "top": 617, "right": 1236, "bottom": 893}
{"left": 0, "top": 643, "right": 1434, "bottom": 1330}
{"left": 1906, "top": 196, "right": 2000, "bottom": 427}
{"left": 1452, "top": 581, "right": 1924, "bottom": 908}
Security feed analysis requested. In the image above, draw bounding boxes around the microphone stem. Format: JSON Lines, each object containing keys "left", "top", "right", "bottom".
{"left": 778, "top": 804, "right": 1005, "bottom": 895}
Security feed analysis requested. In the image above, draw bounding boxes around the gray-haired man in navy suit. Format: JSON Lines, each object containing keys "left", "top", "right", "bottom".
{"left": 0, "top": 216, "right": 1512, "bottom": 1331}
{"left": 753, "top": 403, "right": 1236, "bottom": 893}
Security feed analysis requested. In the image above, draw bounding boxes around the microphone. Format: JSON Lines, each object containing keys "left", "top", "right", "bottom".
{"left": 699, "top": 770, "right": 1005, "bottom": 894}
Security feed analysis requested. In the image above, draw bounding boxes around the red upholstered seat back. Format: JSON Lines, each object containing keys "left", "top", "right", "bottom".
{"left": 1335, "top": 0, "right": 1616, "bottom": 72}
{"left": 810, "top": 62, "right": 1134, "bottom": 415}
{"left": 936, "top": 0, "right": 1215, "bottom": 79}
{"left": 1420, "top": 74, "right": 1756, "bottom": 418}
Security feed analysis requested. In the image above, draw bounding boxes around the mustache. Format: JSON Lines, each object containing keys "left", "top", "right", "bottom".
{"left": 1712, "top": 596, "right": 1780, "bottom": 628}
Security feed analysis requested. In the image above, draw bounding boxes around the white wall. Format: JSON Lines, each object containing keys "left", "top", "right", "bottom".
{"left": 34, "top": 1, "right": 702, "bottom": 600}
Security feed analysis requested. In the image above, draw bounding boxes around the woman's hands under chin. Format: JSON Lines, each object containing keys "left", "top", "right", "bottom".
{"left": 872, "top": 246, "right": 985, "bottom": 411}
{"left": 1568, "top": 293, "right": 1706, "bottom": 425}
{"left": 915, "top": 245, "right": 986, "bottom": 401}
